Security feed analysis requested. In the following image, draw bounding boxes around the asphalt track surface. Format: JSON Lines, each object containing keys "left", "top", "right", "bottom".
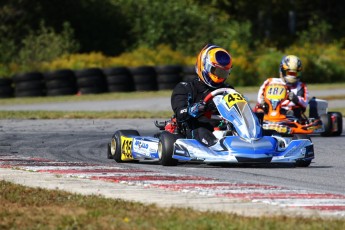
{"left": 1, "top": 88, "right": 345, "bottom": 218}
{"left": 1, "top": 118, "right": 345, "bottom": 218}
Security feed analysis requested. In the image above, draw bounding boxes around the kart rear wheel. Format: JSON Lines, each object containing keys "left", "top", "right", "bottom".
{"left": 320, "top": 113, "right": 332, "bottom": 137}
{"left": 112, "top": 130, "right": 140, "bottom": 163}
{"left": 158, "top": 131, "right": 181, "bottom": 166}
{"left": 330, "top": 112, "right": 343, "bottom": 136}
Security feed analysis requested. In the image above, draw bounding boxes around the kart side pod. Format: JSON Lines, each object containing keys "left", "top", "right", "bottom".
{"left": 309, "top": 97, "right": 328, "bottom": 119}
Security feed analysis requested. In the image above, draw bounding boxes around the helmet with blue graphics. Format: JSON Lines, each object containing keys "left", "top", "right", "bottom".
{"left": 196, "top": 44, "right": 233, "bottom": 88}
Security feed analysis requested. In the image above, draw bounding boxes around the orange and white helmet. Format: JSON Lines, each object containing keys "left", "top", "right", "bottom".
{"left": 196, "top": 44, "right": 233, "bottom": 88}
{"left": 279, "top": 55, "right": 302, "bottom": 85}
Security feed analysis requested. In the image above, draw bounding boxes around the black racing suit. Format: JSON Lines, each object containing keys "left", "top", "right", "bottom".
{"left": 171, "top": 77, "right": 234, "bottom": 146}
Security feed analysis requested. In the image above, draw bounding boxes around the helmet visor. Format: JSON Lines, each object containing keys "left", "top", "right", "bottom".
{"left": 286, "top": 71, "right": 297, "bottom": 77}
{"left": 205, "top": 62, "right": 231, "bottom": 79}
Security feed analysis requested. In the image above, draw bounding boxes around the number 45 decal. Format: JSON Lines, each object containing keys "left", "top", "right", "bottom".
{"left": 121, "top": 137, "right": 134, "bottom": 160}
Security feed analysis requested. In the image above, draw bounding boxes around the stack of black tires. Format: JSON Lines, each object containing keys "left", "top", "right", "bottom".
{"left": 103, "top": 67, "right": 134, "bottom": 92}
{"left": 0, "top": 78, "right": 13, "bottom": 98}
{"left": 12, "top": 72, "right": 46, "bottom": 97}
{"left": 75, "top": 68, "right": 108, "bottom": 94}
{"left": 44, "top": 69, "right": 78, "bottom": 96}
{"left": 0, "top": 65, "right": 198, "bottom": 98}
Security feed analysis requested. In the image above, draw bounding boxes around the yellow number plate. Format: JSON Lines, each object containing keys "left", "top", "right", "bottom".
{"left": 120, "top": 136, "right": 134, "bottom": 160}
{"left": 265, "top": 84, "right": 286, "bottom": 100}
{"left": 224, "top": 93, "right": 246, "bottom": 108}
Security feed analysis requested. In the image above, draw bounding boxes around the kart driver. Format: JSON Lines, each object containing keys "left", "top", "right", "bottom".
{"left": 171, "top": 44, "right": 234, "bottom": 147}
{"left": 255, "top": 55, "right": 309, "bottom": 118}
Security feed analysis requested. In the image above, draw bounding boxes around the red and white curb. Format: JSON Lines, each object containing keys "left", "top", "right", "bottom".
{"left": 1, "top": 154, "right": 345, "bottom": 218}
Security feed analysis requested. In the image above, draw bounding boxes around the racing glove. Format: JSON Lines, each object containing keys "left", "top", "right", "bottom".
{"left": 288, "top": 92, "right": 299, "bottom": 105}
{"left": 188, "top": 102, "right": 205, "bottom": 118}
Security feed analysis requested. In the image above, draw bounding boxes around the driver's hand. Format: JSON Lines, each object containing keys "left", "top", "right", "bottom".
{"left": 188, "top": 102, "right": 206, "bottom": 118}
{"left": 288, "top": 92, "right": 299, "bottom": 104}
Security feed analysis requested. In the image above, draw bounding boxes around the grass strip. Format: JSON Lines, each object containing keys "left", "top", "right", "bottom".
{"left": 0, "top": 110, "right": 173, "bottom": 119}
{"left": 1, "top": 180, "right": 344, "bottom": 230}
{"left": 0, "top": 83, "right": 344, "bottom": 106}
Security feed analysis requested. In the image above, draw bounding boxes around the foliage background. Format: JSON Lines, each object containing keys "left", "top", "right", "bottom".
{"left": 0, "top": 0, "right": 344, "bottom": 85}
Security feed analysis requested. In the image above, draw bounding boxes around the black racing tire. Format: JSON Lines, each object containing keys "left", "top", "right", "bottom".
{"left": 157, "top": 82, "right": 179, "bottom": 90}
{"left": 292, "top": 134, "right": 312, "bottom": 167}
{"left": 75, "top": 68, "right": 107, "bottom": 93}
{"left": 44, "top": 69, "right": 76, "bottom": 81}
{"left": 76, "top": 76, "right": 106, "bottom": 87}
{"left": 135, "top": 83, "right": 158, "bottom": 91}
{"left": 45, "top": 79, "right": 77, "bottom": 89}
{"left": 156, "top": 74, "right": 182, "bottom": 84}
{"left": 295, "top": 159, "right": 312, "bottom": 167}
{"left": 182, "top": 65, "right": 197, "bottom": 82}
{"left": 129, "top": 66, "right": 156, "bottom": 76}
{"left": 132, "top": 74, "right": 157, "bottom": 84}
{"left": 155, "top": 65, "right": 183, "bottom": 75}
{"left": 183, "top": 75, "right": 197, "bottom": 82}
{"left": 130, "top": 66, "right": 157, "bottom": 91}
{"left": 103, "top": 66, "right": 131, "bottom": 76}
{"left": 0, "top": 79, "right": 14, "bottom": 98}
{"left": 12, "top": 72, "right": 44, "bottom": 83}
{"left": 106, "top": 75, "right": 131, "bottom": 85}
{"left": 75, "top": 68, "right": 104, "bottom": 78}
{"left": 78, "top": 87, "right": 105, "bottom": 95}
{"left": 0, "top": 85, "right": 13, "bottom": 98}
{"left": 112, "top": 130, "right": 140, "bottom": 163}
{"left": 158, "top": 131, "right": 182, "bottom": 166}
{"left": 107, "top": 142, "right": 113, "bottom": 159}
{"left": 15, "top": 80, "right": 45, "bottom": 90}
{"left": 320, "top": 113, "right": 332, "bottom": 137}
{"left": 0, "top": 78, "right": 12, "bottom": 86}
{"left": 15, "top": 89, "right": 45, "bottom": 97}
{"left": 182, "top": 65, "right": 195, "bottom": 74}
{"left": 330, "top": 112, "right": 343, "bottom": 136}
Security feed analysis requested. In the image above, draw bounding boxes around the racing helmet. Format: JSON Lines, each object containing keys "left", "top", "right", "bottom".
{"left": 279, "top": 55, "right": 302, "bottom": 85}
{"left": 196, "top": 44, "right": 232, "bottom": 88}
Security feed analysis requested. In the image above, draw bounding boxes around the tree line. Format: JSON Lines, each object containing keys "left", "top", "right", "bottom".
{"left": 0, "top": 0, "right": 344, "bottom": 77}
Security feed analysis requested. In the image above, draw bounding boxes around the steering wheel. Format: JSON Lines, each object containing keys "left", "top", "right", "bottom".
{"left": 202, "top": 88, "right": 237, "bottom": 120}
{"left": 203, "top": 88, "right": 236, "bottom": 103}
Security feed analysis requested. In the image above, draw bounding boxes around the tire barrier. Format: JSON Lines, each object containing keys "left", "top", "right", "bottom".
{"left": 12, "top": 72, "right": 45, "bottom": 97}
{"left": 182, "top": 65, "right": 197, "bottom": 82}
{"left": 75, "top": 68, "right": 108, "bottom": 95}
{"left": 103, "top": 67, "right": 135, "bottom": 92}
{"left": 129, "top": 66, "right": 158, "bottom": 91}
{"left": 0, "top": 78, "right": 14, "bottom": 98}
{"left": 1, "top": 65, "right": 198, "bottom": 98}
{"left": 44, "top": 69, "right": 78, "bottom": 96}
{"left": 155, "top": 65, "right": 183, "bottom": 90}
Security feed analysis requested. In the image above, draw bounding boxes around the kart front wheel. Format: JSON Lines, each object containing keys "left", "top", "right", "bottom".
{"left": 293, "top": 134, "right": 312, "bottom": 167}
{"left": 158, "top": 131, "right": 181, "bottom": 166}
{"left": 112, "top": 130, "right": 140, "bottom": 163}
{"left": 295, "top": 159, "right": 312, "bottom": 167}
{"left": 107, "top": 143, "right": 113, "bottom": 159}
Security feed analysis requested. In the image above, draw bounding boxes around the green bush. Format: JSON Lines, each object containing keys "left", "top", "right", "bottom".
{"left": 16, "top": 22, "right": 79, "bottom": 71}
{"left": 254, "top": 48, "right": 284, "bottom": 83}
{"left": 286, "top": 43, "right": 345, "bottom": 83}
